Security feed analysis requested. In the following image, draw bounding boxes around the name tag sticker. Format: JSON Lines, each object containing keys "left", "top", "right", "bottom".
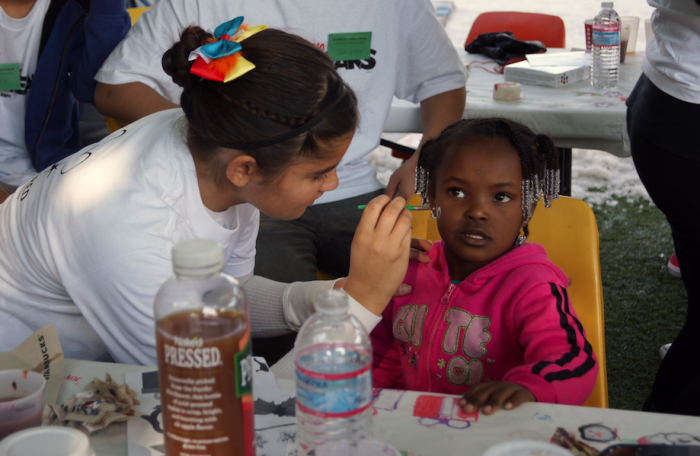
{"left": 0, "top": 63, "right": 21, "bottom": 91}
{"left": 327, "top": 32, "right": 372, "bottom": 61}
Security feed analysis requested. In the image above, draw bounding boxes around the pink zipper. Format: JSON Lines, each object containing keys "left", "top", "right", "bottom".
{"left": 425, "top": 283, "right": 456, "bottom": 391}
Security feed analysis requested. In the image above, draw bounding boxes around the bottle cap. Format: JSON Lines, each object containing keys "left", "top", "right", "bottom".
{"left": 602, "top": 2, "right": 613, "bottom": 7}
{"left": 315, "top": 289, "right": 349, "bottom": 315}
{"left": 172, "top": 239, "right": 224, "bottom": 277}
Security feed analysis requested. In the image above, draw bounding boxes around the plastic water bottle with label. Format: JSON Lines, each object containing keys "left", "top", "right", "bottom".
{"left": 295, "top": 289, "right": 374, "bottom": 455}
{"left": 591, "top": 1, "right": 621, "bottom": 89}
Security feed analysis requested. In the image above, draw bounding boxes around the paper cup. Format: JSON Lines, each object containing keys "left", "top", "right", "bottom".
{"left": 0, "top": 427, "right": 95, "bottom": 456}
{"left": 584, "top": 19, "right": 595, "bottom": 50}
{"left": 483, "top": 440, "right": 572, "bottom": 456}
{"left": 0, "top": 370, "right": 46, "bottom": 440}
{"left": 620, "top": 16, "right": 640, "bottom": 54}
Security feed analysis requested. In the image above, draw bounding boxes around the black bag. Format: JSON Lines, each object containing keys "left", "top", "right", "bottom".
{"left": 465, "top": 31, "right": 546, "bottom": 65}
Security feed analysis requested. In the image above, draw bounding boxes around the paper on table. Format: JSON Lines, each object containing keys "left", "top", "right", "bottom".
{"left": 0, "top": 324, "right": 64, "bottom": 406}
{"left": 527, "top": 51, "right": 592, "bottom": 67}
{"left": 126, "top": 356, "right": 296, "bottom": 456}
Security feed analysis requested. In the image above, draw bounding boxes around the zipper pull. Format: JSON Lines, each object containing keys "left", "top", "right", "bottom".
{"left": 440, "top": 283, "right": 456, "bottom": 305}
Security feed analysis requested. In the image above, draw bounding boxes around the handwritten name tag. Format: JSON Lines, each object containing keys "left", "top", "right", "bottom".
{"left": 0, "top": 63, "right": 21, "bottom": 92}
{"left": 327, "top": 32, "right": 372, "bottom": 61}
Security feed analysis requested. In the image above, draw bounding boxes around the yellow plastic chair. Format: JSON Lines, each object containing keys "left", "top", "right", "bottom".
{"left": 104, "top": 7, "right": 151, "bottom": 134}
{"left": 407, "top": 194, "right": 609, "bottom": 408}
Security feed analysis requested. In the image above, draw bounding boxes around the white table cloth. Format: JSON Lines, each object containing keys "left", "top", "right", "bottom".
{"left": 59, "top": 359, "right": 700, "bottom": 456}
{"left": 385, "top": 50, "right": 643, "bottom": 157}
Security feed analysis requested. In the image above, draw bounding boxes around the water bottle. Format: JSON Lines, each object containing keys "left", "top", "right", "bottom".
{"left": 154, "top": 239, "right": 254, "bottom": 456}
{"left": 295, "top": 290, "right": 373, "bottom": 455}
{"left": 591, "top": 2, "right": 621, "bottom": 89}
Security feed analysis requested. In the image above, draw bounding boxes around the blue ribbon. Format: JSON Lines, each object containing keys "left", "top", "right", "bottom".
{"left": 200, "top": 16, "right": 245, "bottom": 60}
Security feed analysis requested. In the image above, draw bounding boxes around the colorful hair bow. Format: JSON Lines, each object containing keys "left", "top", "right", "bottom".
{"left": 188, "top": 16, "right": 267, "bottom": 83}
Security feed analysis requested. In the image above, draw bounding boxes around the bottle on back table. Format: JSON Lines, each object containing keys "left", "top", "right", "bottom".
{"left": 154, "top": 239, "right": 254, "bottom": 456}
{"left": 591, "top": 1, "right": 621, "bottom": 89}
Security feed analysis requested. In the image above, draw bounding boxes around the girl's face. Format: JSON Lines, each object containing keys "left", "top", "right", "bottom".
{"left": 247, "top": 134, "right": 352, "bottom": 220}
{"left": 429, "top": 136, "right": 527, "bottom": 281}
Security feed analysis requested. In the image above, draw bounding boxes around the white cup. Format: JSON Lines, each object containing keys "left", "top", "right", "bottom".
{"left": 0, "top": 370, "right": 46, "bottom": 440}
{"left": 0, "top": 427, "right": 96, "bottom": 456}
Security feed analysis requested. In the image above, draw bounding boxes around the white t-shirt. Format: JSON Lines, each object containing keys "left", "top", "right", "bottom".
{"left": 95, "top": 0, "right": 467, "bottom": 204}
{"left": 0, "top": 109, "right": 259, "bottom": 365}
{"left": 643, "top": 0, "right": 700, "bottom": 103}
{"left": 0, "top": 0, "right": 50, "bottom": 186}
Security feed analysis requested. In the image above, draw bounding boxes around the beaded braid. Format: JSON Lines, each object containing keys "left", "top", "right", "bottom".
{"left": 415, "top": 118, "right": 560, "bottom": 238}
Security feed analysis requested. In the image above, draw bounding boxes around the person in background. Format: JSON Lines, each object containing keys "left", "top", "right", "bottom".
{"left": 0, "top": 22, "right": 414, "bottom": 378}
{"left": 626, "top": 0, "right": 700, "bottom": 416}
{"left": 371, "top": 118, "right": 597, "bottom": 414}
{"left": 0, "top": 0, "right": 130, "bottom": 203}
{"left": 92, "top": 0, "right": 467, "bottom": 364}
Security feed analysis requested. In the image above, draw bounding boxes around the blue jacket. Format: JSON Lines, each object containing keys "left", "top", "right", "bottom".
{"left": 24, "top": 0, "right": 130, "bottom": 171}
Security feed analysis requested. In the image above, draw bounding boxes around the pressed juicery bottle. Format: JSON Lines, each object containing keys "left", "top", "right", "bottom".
{"left": 154, "top": 239, "right": 254, "bottom": 456}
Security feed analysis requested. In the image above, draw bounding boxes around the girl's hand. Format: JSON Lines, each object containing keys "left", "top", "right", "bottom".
{"left": 410, "top": 238, "right": 432, "bottom": 264}
{"left": 343, "top": 195, "right": 412, "bottom": 316}
{"left": 459, "top": 381, "right": 535, "bottom": 415}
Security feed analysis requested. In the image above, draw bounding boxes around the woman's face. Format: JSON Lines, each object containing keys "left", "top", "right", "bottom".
{"left": 247, "top": 134, "right": 353, "bottom": 220}
{"left": 429, "top": 136, "right": 526, "bottom": 281}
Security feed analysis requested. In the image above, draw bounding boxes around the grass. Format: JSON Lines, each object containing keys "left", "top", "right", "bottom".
{"left": 591, "top": 197, "right": 688, "bottom": 410}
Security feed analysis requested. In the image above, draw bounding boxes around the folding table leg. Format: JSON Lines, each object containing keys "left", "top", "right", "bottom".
{"left": 557, "top": 147, "right": 572, "bottom": 196}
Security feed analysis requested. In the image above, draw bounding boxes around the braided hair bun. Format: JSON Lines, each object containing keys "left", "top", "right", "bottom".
{"left": 162, "top": 26, "right": 213, "bottom": 90}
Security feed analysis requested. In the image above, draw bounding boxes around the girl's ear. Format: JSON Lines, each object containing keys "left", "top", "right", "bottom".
{"left": 226, "top": 154, "right": 258, "bottom": 188}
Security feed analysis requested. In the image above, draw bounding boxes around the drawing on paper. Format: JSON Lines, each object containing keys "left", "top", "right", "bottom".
{"left": 579, "top": 424, "right": 618, "bottom": 443}
{"left": 639, "top": 433, "right": 700, "bottom": 445}
{"left": 413, "top": 395, "right": 478, "bottom": 429}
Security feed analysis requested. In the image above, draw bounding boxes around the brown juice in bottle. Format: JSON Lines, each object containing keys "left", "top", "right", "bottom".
{"left": 156, "top": 308, "right": 254, "bottom": 456}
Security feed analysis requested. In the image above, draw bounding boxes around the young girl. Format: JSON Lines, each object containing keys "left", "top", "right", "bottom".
{"left": 0, "top": 20, "right": 413, "bottom": 374}
{"left": 371, "top": 118, "right": 598, "bottom": 414}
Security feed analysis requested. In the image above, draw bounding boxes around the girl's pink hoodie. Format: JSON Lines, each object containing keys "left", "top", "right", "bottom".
{"left": 371, "top": 241, "right": 598, "bottom": 405}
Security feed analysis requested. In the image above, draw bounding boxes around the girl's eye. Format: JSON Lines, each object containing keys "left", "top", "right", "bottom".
{"left": 315, "top": 172, "right": 330, "bottom": 181}
{"left": 494, "top": 193, "right": 512, "bottom": 203}
{"left": 448, "top": 188, "right": 465, "bottom": 198}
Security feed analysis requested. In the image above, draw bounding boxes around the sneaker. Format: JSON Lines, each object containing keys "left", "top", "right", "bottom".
{"left": 659, "top": 343, "right": 672, "bottom": 360}
{"left": 668, "top": 251, "right": 682, "bottom": 278}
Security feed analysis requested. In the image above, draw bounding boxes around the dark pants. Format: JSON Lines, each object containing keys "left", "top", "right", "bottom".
{"left": 627, "top": 74, "right": 700, "bottom": 416}
{"left": 252, "top": 189, "right": 385, "bottom": 365}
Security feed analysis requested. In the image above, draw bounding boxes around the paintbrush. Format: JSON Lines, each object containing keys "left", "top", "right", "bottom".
{"left": 357, "top": 205, "right": 431, "bottom": 211}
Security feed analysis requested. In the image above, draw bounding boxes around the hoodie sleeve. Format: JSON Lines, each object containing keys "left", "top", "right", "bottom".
{"left": 371, "top": 302, "right": 403, "bottom": 388}
{"left": 67, "top": 0, "right": 131, "bottom": 103}
{"left": 503, "top": 282, "right": 598, "bottom": 405}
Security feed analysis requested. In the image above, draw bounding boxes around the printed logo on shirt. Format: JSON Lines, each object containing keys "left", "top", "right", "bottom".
{"left": 1, "top": 75, "right": 32, "bottom": 97}
{"left": 392, "top": 304, "right": 492, "bottom": 387}
{"left": 334, "top": 49, "right": 377, "bottom": 71}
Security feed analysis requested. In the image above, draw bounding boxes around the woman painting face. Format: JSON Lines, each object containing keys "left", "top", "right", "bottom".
{"left": 245, "top": 134, "right": 352, "bottom": 220}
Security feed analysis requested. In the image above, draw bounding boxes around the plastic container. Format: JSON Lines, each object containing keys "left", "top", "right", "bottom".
{"left": 295, "top": 290, "right": 373, "bottom": 456}
{"left": 0, "top": 427, "right": 96, "bottom": 456}
{"left": 0, "top": 370, "right": 46, "bottom": 440}
{"left": 154, "top": 239, "right": 253, "bottom": 456}
{"left": 591, "top": 2, "right": 621, "bottom": 89}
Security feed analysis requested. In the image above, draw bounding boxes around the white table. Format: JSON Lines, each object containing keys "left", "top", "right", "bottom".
{"left": 61, "top": 359, "right": 700, "bottom": 456}
{"left": 386, "top": 49, "right": 642, "bottom": 158}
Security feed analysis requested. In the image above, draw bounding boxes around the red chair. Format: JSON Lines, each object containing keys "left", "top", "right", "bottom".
{"left": 465, "top": 12, "right": 566, "bottom": 48}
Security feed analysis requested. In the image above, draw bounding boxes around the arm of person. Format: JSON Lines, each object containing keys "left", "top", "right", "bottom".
{"left": 371, "top": 304, "right": 403, "bottom": 388}
{"left": 385, "top": 86, "right": 466, "bottom": 199}
{"left": 0, "top": 187, "right": 9, "bottom": 205}
{"left": 93, "top": 0, "right": 196, "bottom": 123}
{"left": 461, "top": 281, "right": 598, "bottom": 415}
{"left": 94, "top": 81, "right": 179, "bottom": 124}
{"left": 66, "top": 0, "right": 131, "bottom": 104}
